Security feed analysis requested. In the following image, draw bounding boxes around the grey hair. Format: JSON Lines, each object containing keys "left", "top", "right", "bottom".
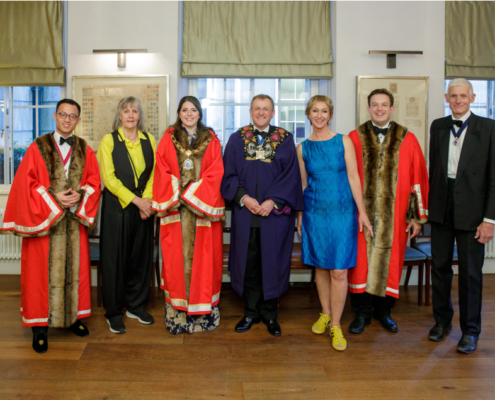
{"left": 447, "top": 78, "right": 473, "bottom": 97}
{"left": 112, "top": 96, "right": 145, "bottom": 132}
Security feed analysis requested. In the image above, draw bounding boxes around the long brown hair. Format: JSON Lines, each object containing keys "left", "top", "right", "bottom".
{"left": 169, "top": 96, "right": 212, "bottom": 132}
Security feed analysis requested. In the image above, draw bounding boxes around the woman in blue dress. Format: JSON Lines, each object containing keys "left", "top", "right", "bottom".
{"left": 296, "top": 95, "right": 373, "bottom": 351}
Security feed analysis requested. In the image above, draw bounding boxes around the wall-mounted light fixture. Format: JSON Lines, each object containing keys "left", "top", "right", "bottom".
{"left": 369, "top": 50, "right": 423, "bottom": 68}
{"left": 93, "top": 49, "right": 148, "bottom": 68}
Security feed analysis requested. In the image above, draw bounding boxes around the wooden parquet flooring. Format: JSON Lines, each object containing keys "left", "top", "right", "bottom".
{"left": 1, "top": 274, "right": 495, "bottom": 399}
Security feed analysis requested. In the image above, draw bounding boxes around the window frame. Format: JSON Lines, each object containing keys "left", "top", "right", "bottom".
{"left": 187, "top": 78, "right": 325, "bottom": 146}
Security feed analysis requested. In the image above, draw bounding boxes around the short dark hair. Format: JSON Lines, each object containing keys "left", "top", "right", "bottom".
{"left": 367, "top": 89, "right": 394, "bottom": 107}
{"left": 56, "top": 99, "right": 81, "bottom": 116}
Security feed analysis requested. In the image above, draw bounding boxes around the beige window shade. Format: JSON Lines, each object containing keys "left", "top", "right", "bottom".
{"left": 0, "top": 1, "right": 65, "bottom": 86}
{"left": 445, "top": 1, "right": 495, "bottom": 79}
{"left": 182, "top": 1, "right": 332, "bottom": 79}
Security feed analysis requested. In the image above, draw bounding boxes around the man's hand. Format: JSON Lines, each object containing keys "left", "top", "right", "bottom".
{"left": 132, "top": 197, "right": 152, "bottom": 219}
{"left": 406, "top": 220, "right": 422, "bottom": 239}
{"left": 242, "top": 196, "right": 261, "bottom": 215}
{"left": 475, "top": 221, "right": 494, "bottom": 244}
{"left": 56, "top": 188, "right": 81, "bottom": 208}
{"left": 259, "top": 199, "right": 275, "bottom": 217}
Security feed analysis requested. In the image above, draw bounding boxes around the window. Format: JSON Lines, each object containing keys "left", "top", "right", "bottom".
{"left": 444, "top": 80, "right": 495, "bottom": 119}
{"left": 0, "top": 87, "right": 62, "bottom": 185}
{"left": 188, "top": 78, "right": 321, "bottom": 148}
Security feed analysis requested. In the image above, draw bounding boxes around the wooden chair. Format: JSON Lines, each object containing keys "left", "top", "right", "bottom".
{"left": 409, "top": 223, "right": 459, "bottom": 306}
{"left": 92, "top": 216, "right": 161, "bottom": 308}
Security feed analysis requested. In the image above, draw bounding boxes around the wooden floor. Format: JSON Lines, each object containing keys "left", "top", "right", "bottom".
{"left": 1, "top": 276, "right": 495, "bottom": 400}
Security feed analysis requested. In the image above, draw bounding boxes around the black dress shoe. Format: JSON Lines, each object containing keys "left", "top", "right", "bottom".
{"left": 429, "top": 323, "right": 452, "bottom": 342}
{"left": 32, "top": 332, "right": 48, "bottom": 354}
{"left": 374, "top": 315, "right": 398, "bottom": 332}
{"left": 69, "top": 320, "right": 89, "bottom": 337}
{"left": 349, "top": 314, "right": 371, "bottom": 334}
{"left": 263, "top": 319, "right": 281, "bottom": 337}
{"left": 457, "top": 334, "right": 479, "bottom": 354}
{"left": 235, "top": 317, "right": 261, "bottom": 332}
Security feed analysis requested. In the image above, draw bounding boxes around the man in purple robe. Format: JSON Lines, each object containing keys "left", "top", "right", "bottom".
{"left": 221, "top": 94, "right": 304, "bottom": 336}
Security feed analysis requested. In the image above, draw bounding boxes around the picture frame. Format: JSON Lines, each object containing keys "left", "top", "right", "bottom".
{"left": 356, "top": 76, "right": 429, "bottom": 155}
{"left": 72, "top": 75, "right": 169, "bottom": 150}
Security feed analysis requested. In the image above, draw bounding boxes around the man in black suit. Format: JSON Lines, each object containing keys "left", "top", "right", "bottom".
{"left": 428, "top": 78, "right": 495, "bottom": 354}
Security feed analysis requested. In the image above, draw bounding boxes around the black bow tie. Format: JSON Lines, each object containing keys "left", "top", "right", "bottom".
{"left": 451, "top": 120, "right": 463, "bottom": 128}
{"left": 373, "top": 126, "right": 388, "bottom": 136}
{"left": 59, "top": 136, "right": 73, "bottom": 146}
{"left": 254, "top": 129, "right": 268, "bottom": 139}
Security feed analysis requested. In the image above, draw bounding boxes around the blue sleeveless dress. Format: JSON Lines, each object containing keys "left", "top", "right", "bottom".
{"left": 301, "top": 134, "right": 358, "bottom": 270}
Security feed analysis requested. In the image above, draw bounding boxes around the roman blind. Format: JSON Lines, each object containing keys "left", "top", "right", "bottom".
{"left": 445, "top": 1, "right": 495, "bottom": 79}
{"left": 0, "top": 1, "right": 65, "bottom": 86}
{"left": 182, "top": 1, "right": 332, "bottom": 79}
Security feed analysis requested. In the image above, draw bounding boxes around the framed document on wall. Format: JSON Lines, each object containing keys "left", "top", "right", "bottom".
{"left": 356, "top": 76, "right": 429, "bottom": 155}
{"left": 72, "top": 75, "right": 169, "bottom": 151}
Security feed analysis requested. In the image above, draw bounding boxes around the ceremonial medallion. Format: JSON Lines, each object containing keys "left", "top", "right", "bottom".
{"left": 184, "top": 159, "right": 194, "bottom": 170}
{"left": 184, "top": 150, "right": 194, "bottom": 170}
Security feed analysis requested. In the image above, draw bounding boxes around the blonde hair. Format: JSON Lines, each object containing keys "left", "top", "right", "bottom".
{"left": 305, "top": 95, "right": 334, "bottom": 124}
{"left": 112, "top": 96, "right": 145, "bottom": 132}
{"left": 447, "top": 78, "right": 473, "bottom": 97}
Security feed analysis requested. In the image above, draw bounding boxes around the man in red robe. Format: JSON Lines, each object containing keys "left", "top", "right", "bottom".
{"left": 1, "top": 99, "right": 101, "bottom": 353}
{"left": 348, "top": 89, "right": 429, "bottom": 334}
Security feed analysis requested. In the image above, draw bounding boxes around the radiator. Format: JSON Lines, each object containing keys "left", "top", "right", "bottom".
{"left": 485, "top": 239, "right": 495, "bottom": 259}
{"left": 1, "top": 207, "right": 495, "bottom": 260}
{"left": 0, "top": 209, "right": 22, "bottom": 260}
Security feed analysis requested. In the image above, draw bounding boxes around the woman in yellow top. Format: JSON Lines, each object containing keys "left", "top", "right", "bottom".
{"left": 97, "top": 96, "right": 156, "bottom": 334}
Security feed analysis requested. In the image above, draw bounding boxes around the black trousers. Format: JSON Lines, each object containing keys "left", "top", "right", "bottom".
{"left": 243, "top": 228, "right": 278, "bottom": 321}
{"left": 351, "top": 292, "right": 396, "bottom": 319}
{"left": 431, "top": 178, "right": 485, "bottom": 336}
{"left": 100, "top": 199, "right": 154, "bottom": 321}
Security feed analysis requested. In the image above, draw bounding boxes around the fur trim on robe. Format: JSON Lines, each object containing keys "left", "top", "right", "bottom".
{"left": 35, "top": 134, "right": 87, "bottom": 328}
{"left": 356, "top": 121, "right": 407, "bottom": 297}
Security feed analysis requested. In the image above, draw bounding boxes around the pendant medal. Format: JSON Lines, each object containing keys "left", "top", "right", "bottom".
{"left": 453, "top": 140, "right": 458, "bottom": 146}
{"left": 256, "top": 147, "right": 264, "bottom": 160}
{"left": 184, "top": 150, "right": 194, "bottom": 170}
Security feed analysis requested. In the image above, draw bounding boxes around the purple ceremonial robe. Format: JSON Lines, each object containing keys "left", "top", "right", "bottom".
{"left": 221, "top": 125, "right": 304, "bottom": 300}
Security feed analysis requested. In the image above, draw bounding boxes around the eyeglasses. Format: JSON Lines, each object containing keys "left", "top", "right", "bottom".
{"left": 57, "top": 112, "right": 79, "bottom": 121}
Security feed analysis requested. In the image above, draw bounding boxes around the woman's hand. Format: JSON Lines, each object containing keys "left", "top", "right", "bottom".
{"left": 297, "top": 211, "right": 303, "bottom": 236}
{"left": 132, "top": 196, "right": 152, "bottom": 218}
{"left": 359, "top": 212, "right": 374, "bottom": 237}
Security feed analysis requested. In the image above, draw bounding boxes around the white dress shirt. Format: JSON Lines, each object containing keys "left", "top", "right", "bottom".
{"left": 53, "top": 131, "right": 73, "bottom": 177}
{"left": 447, "top": 111, "right": 470, "bottom": 179}
{"left": 53, "top": 131, "right": 76, "bottom": 212}
{"left": 371, "top": 121, "right": 390, "bottom": 144}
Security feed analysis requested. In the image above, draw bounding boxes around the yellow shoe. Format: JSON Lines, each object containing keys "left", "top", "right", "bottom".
{"left": 312, "top": 313, "right": 331, "bottom": 334}
{"left": 330, "top": 326, "right": 347, "bottom": 351}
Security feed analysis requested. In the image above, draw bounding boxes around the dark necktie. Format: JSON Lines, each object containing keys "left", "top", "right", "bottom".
{"left": 451, "top": 120, "right": 463, "bottom": 128}
{"left": 59, "top": 136, "right": 73, "bottom": 146}
{"left": 372, "top": 126, "right": 388, "bottom": 136}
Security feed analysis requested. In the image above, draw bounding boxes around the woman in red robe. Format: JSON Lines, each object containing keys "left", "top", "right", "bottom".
{"left": 153, "top": 96, "right": 225, "bottom": 334}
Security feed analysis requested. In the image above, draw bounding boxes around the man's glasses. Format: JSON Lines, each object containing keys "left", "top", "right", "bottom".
{"left": 57, "top": 112, "right": 79, "bottom": 121}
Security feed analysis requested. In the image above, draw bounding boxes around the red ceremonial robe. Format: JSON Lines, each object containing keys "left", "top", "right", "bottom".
{"left": 348, "top": 121, "right": 428, "bottom": 298}
{"left": 1, "top": 134, "right": 101, "bottom": 327}
{"left": 152, "top": 128, "right": 225, "bottom": 315}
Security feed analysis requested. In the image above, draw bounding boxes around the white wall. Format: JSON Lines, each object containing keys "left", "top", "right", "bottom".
{"left": 332, "top": 1, "right": 445, "bottom": 138}
{"left": 67, "top": 1, "right": 180, "bottom": 118}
